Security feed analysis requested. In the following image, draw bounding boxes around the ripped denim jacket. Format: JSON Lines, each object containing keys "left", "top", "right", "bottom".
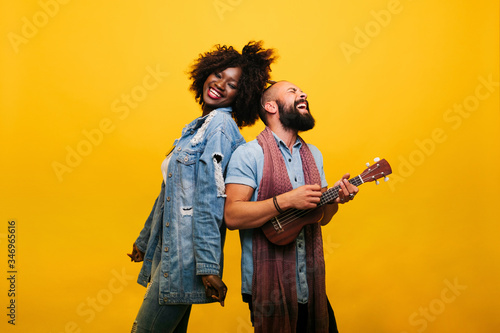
{"left": 134, "top": 107, "right": 244, "bottom": 304}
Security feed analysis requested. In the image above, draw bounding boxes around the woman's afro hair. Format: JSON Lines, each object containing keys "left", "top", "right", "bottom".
{"left": 188, "top": 41, "right": 277, "bottom": 128}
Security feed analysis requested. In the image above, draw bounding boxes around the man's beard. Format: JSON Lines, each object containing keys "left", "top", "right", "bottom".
{"left": 277, "top": 99, "right": 315, "bottom": 132}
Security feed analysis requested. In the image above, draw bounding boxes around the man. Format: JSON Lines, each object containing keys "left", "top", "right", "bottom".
{"left": 224, "top": 81, "right": 359, "bottom": 333}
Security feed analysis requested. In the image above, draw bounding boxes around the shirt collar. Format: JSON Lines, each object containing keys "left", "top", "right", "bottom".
{"left": 271, "top": 130, "right": 302, "bottom": 153}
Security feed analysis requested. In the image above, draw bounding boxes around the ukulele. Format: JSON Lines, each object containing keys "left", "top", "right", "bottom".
{"left": 261, "top": 158, "right": 392, "bottom": 246}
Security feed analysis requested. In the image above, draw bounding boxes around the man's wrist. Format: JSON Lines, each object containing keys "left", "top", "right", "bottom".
{"left": 273, "top": 196, "right": 285, "bottom": 213}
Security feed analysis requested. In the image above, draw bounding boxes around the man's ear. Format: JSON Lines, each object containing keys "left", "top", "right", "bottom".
{"left": 264, "top": 101, "right": 278, "bottom": 115}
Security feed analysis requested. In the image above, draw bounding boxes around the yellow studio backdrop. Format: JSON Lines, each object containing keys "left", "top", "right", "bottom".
{"left": 1, "top": 0, "right": 498, "bottom": 332}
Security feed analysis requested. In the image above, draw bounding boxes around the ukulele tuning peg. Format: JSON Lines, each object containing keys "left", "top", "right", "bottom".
{"left": 375, "top": 180, "right": 380, "bottom": 185}
{"left": 374, "top": 157, "right": 380, "bottom": 162}
{"left": 384, "top": 176, "right": 389, "bottom": 182}
{"left": 366, "top": 162, "right": 370, "bottom": 167}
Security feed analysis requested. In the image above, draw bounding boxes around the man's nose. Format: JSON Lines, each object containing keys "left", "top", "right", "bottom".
{"left": 299, "top": 91, "right": 307, "bottom": 99}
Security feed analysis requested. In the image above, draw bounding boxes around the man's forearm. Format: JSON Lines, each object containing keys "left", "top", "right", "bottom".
{"left": 224, "top": 183, "right": 325, "bottom": 230}
{"left": 224, "top": 196, "right": 279, "bottom": 230}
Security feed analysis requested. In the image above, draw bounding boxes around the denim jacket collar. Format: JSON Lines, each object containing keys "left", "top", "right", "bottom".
{"left": 183, "top": 107, "right": 233, "bottom": 133}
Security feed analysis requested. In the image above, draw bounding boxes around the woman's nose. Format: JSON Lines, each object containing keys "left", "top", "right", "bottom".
{"left": 214, "top": 80, "right": 225, "bottom": 91}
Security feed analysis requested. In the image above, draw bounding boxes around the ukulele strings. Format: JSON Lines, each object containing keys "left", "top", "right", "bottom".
{"left": 274, "top": 174, "right": 369, "bottom": 228}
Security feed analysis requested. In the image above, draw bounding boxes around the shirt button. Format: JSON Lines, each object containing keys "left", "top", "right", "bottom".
{"left": 165, "top": 222, "right": 170, "bottom": 227}
{"left": 167, "top": 197, "right": 171, "bottom": 202}
{"left": 190, "top": 129, "right": 195, "bottom": 134}
{"left": 177, "top": 147, "right": 182, "bottom": 151}
{"left": 164, "top": 273, "right": 169, "bottom": 278}
{"left": 168, "top": 172, "right": 172, "bottom": 178}
{"left": 164, "top": 247, "right": 169, "bottom": 252}
{"left": 184, "top": 156, "right": 188, "bottom": 162}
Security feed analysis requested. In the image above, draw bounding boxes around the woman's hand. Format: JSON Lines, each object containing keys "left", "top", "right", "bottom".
{"left": 127, "top": 242, "right": 145, "bottom": 262}
{"left": 201, "top": 275, "right": 228, "bottom": 306}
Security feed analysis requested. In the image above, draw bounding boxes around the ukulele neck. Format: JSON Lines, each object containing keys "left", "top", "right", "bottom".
{"left": 319, "top": 175, "right": 363, "bottom": 206}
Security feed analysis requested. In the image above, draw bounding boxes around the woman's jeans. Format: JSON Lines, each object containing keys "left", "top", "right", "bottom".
{"left": 132, "top": 265, "right": 192, "bottom": 333}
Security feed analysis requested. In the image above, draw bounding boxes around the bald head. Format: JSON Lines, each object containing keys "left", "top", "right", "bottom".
{"left": 261, "top": 80, "right": 289, "bottom": 105}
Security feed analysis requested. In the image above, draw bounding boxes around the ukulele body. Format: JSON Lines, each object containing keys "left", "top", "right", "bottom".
{"left": 261, "top": 207, "right": 324, "bottom": 246}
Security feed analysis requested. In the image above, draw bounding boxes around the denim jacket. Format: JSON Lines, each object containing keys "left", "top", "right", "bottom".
{"left": 135, "top": 107, "right": 245, "bottom": 304}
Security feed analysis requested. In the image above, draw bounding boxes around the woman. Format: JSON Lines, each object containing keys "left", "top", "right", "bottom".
{"left": 127, "top": 41, "right": 276, "bottom": 333}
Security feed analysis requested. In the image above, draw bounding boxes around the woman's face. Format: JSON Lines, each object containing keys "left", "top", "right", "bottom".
{"left": 202, "top": 67, "right": 242, "bottom": 113}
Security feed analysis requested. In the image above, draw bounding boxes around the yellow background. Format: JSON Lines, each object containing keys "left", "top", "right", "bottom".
{"left": 1, "top": 0, "right": 499, "bottom": 332}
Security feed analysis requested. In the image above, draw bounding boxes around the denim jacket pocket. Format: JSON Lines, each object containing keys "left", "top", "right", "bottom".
{"left": 175, "top": 151, "right": 197, "bottom": 191}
